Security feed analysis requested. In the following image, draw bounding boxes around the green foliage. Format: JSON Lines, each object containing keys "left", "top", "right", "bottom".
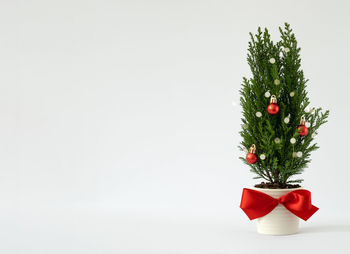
{"left": 239, "top": 23, "right": 329, "bottom": 185}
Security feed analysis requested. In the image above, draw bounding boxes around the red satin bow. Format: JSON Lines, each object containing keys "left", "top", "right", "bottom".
{"left": 240, "top": 188, "right": 318, "bottom": 221}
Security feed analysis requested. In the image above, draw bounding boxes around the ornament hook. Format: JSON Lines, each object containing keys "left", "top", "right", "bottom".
{"left": 249, "top": 144, "right": 256, "bottom": 153}
{"left": 270, "top": 95, "right": 277, "bottom": 104}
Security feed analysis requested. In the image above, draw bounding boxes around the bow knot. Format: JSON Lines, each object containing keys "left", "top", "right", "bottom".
{"left": 240, "top": 188, "right": 318, "bottom": 221}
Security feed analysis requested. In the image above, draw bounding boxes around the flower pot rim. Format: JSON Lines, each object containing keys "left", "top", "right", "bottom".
{"left": 251, "top": 186, "right": 303, "bottom": 192}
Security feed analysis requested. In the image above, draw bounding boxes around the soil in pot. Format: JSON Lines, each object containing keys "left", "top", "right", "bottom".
{"left": 254, "top": 182, "right": 301, "bottom": 189}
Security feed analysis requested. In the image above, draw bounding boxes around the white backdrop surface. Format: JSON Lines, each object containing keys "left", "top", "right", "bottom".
{"left": 0, "top": 0, "right": 349, "bottom": 253}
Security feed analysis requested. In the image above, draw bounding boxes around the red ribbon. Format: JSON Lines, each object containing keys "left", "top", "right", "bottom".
{"left": 240, "top": 188, "right": 318, "bottom": 221}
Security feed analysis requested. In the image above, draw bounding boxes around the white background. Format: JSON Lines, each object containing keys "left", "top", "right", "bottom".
{"left": 1, "top": 0, "right": 349, "bottom": 253}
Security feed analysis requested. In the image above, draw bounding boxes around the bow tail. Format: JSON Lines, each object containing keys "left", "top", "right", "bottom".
{"left": 284, "top": 204, "right": 319, "bottom": 221}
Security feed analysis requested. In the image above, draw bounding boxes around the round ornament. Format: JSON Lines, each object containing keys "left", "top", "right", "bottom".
{"left": 267, "top": 95, "right": 279, "bottom": 115}
{"left": 298, "top": 115, "right": 309, "bottom": 136}
{"left": 246, "top": 144, "right": 258, "bottom": 164}
{"left": 298, "top": 125, "right": 308, "bottom": 136}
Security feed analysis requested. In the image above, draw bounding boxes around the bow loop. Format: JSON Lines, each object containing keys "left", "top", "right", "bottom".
{"left": 240, "top": 188, "right": 318, "bottom": 221}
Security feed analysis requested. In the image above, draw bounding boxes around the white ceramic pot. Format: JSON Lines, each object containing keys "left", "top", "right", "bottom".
{"left": 252, "top": 187, "right": 302, "bottom": 235}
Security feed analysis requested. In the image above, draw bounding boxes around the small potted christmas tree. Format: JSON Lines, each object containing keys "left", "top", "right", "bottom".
{"left": 239, "top": 23, "right": 329, "bottom": 235}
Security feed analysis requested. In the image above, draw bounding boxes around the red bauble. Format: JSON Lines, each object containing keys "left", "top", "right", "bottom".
{"left": 246, "top": 152, "right": 258, "bottom": 164}
{"left": 298, "top": 124, "right": 309, "bottom": 136}
{"left": 267, "top": 103, "right": 279, "bottom": 115}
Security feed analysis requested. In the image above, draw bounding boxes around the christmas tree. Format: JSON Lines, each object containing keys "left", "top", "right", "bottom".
{"left": 239, "top": 23, "right": 329, "bottom": 188}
